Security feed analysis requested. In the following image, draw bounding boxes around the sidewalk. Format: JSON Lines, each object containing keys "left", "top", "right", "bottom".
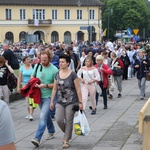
{"left": 9, "top": 77, "right": 148, "bottom": 150}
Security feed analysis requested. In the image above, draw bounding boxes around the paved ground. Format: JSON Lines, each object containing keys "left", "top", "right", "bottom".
{"left": 9, "top": 77, "right": 148, "bottom": 150}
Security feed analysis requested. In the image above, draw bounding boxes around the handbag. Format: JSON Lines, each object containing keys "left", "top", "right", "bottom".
{"left": 146, "top": 72, "right": 150, "bottom": 81}
{"left": 113, "top": 67, "right": 123, "bottom": 76}
{"left": 74, "top": 110, "right": 90, "bottom": 136}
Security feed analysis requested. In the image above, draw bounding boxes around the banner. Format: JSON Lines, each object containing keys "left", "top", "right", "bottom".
{"left": 102, "top": 28, "right": 107, "bottom": 36}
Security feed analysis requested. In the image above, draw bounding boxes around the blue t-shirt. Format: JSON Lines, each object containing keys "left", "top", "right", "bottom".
{"left": 19, "top": 65, "right": 33, "bottom": 84}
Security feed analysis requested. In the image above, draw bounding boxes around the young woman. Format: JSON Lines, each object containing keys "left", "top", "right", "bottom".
{"left": 77, "top": 57, "right": 100, "bottom": 115}
{"left": 0, "top": 56, "right": 14, "bottom": 104}
{"left": 17, "top": 56, "right": 37, "bottom": 121}
{"left": 50, "top": 54, "right": 83, "bottom": 149}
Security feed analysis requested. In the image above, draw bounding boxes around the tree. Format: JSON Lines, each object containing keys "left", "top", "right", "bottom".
{"left": 101, "top": 0, "right": 150, "bottom": 40}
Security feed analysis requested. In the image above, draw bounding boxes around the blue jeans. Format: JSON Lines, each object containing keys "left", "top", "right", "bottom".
{"left": 35, "top": 98, "right": 55, "bottom": 141}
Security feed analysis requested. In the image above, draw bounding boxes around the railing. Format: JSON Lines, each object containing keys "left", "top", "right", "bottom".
{"left": 28, "top": 19, "right": 52, "bottom": 26}
{"left": 139, "top": 98, "right": 150, "bottom": 150}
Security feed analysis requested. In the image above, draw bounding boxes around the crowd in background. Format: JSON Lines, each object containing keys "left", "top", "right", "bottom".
{"left": 1, "top": 39, "right": 150, "bottom": 149}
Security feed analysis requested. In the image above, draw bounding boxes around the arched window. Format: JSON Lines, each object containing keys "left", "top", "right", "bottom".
{"left": 77, "top": 31, "right": 84, "bottom": 41}
{"left": 51, "top": 31, "right": 59, "bottom": 43}
{"left": 19, "top": 31, "right": 27, "bottom": 41}
{"left": 5, "top": 32, "right": 14, "bottom": 43}
{"left": 64, "top": 31, "right": 71, "bottom": 44}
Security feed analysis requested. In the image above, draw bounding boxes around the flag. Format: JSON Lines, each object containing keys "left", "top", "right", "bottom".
{"left": 102, "top": 28, "right": 107, "bottom": 36}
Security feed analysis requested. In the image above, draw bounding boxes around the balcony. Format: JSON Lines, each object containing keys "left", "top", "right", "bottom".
{"left": 28, "top": 19, "right": 52, "bottom": 26}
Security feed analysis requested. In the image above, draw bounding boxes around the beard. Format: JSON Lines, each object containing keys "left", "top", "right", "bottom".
{"left": 41, "top": 61, "right": 50, "bottom": 67}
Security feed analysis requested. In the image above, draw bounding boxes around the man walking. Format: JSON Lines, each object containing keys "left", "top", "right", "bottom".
{"left": 31, "top": 50, "right": 58, "bottom": 147}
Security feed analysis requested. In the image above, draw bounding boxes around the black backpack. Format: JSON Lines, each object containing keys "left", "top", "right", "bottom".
{"left": 7, "top": 72, "right": 18, "bottom": 92}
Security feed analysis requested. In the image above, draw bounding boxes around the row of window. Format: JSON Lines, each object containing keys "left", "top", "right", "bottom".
{"left": 5, "top": 9, "right": 95, "bottom": 20}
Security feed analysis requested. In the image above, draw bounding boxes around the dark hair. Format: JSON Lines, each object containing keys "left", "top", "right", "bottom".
{"left": 59, "top": 54, "right": 71, "bottom": 64}
{"left": 87, "top": 50, "right": 93, "bottom": 54}
{"left": 0, "top": 56, "right": 6, "bottom": 65}
{"left": 22, "top": 56, "right": 29, "bottom": 63}
{"left": 67, "top": 46, "right": 73, "bottom": 51}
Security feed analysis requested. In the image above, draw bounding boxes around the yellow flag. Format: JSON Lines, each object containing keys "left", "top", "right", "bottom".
{"left": 102, "top": 28, "right": 107, "bottom": 36}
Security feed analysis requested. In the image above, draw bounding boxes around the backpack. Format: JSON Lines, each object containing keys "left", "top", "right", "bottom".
{"left": 7, "top": 72, "right": 18, "bottom": 92}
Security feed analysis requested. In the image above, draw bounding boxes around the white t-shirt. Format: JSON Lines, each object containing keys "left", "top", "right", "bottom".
{"left": 0, "top": 100, "right": 16, "bottom": 146}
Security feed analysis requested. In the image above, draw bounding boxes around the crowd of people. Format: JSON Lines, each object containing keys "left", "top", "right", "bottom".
{"left": 0, "top": 39, "right": 150, "bottom": 149}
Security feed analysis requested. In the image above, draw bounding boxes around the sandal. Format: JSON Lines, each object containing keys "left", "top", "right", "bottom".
{"left": 62, "top": 141, "right": 70, "bottom": 149}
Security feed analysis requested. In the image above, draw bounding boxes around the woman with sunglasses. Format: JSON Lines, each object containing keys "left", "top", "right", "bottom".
{"left": 0, "top": 56, "right": 14, "bottom": 104}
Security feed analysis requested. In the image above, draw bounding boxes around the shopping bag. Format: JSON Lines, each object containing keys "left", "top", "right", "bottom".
{"left": 74, "top": 110, "right": 90, "bottom": 136}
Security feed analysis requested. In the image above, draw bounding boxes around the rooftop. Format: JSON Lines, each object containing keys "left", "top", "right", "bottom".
{"left": 0, "top": 0, "right": 104, "bottom": 6}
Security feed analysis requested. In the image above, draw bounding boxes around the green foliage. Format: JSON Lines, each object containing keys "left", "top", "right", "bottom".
{"left": 101, "top": 0, "right": 150, "bottom": 40}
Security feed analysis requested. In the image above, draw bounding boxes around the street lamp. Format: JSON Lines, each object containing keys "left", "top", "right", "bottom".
{"left": 78, "top": 0, "right": 91, "bottom": 43}
{"left": 107, "top": 8, "right": 113, "bottom": 39}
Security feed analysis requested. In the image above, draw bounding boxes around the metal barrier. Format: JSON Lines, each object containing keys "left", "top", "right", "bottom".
{"left": 139, "top": 98, "right": 150, "bottom": 150}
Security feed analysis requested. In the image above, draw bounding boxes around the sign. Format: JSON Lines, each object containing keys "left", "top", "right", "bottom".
{"left": 80, "top": 26, "right": 88, "bottom": 30}
{"left": 133, "top": 29, "right": 139, "bottom": 35}
{"left": 34, "top": 19, "right": 39, "bottom": 26}
{"left": 127, "top": 28, "right": 132, "bottom": 36}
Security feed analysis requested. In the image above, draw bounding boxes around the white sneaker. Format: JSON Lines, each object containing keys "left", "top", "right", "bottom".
{"left": 29, "top": 115, "right": 33, "bottom": 121}
{"left": 45, "top": 133, "right": 54, "bottom": 140}
{"left": 25, "top": 115, "right": 30, "bottom": 119}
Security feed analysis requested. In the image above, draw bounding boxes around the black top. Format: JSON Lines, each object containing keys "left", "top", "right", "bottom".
{"left": 0, "top": 65, "right": 9, "bottom": 85}
{"left": 2, "top": 49, "right": 13, "bottom": 66}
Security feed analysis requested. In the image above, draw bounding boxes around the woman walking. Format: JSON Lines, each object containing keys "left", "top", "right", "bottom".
{"left": 95, "top": 55, "right": 112, "bottom": 109}
{"left": 110, "top": 52, "right": 124, "bottom": 98}
{"left": 0, "top": 56, "right": 14, "bottom": 104}
{"left": 17, "top": 56, "right": 37, "bottom": 121}
{"left": 77, "top": 57, "right": 100, "bottom": 115}
{"left": 50, "top": 54, "right": 83, "bottom": 149}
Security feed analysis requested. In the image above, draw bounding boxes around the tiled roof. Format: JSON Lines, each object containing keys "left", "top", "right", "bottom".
{"left": 0, "top": 0, "right": 104, "bottom": 6}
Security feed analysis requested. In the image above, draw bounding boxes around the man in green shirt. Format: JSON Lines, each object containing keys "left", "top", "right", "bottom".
{"left": 31, "top": 51, "right": 58, "bottom": 147}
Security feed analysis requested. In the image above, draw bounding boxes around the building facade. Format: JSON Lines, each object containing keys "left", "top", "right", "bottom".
{"left": 0, "top": 0, "right": 104, "bottom": 44}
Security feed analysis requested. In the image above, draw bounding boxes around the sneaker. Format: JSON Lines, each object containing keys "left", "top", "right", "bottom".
{"left": 103, "top": 106, "right": 108, "bottom": 109}
{"left": 108, "top": 94, "right": 113, "bottom": 99}
{"left": 31, "top": 138, "right": 40, "bottom": 147}
{"left": 45, "top": 133, "right": 54, "bottom": 140}
{"left": 117, "top": 93, "right": 122, "bottom": 98}
{"left": 91, "top": 110, "right": 96, "bottom": 115}
{"left": 29, "top": 115, "right": 33, "bottom": 121}
{"left": 51, "top": 116, "right": 55, "bottom": 121}
{"left": 140, "top": 97, "right": 144, "bottom": 100}
{"left": 25, "top": 114, "right": 30, "bottom": 119}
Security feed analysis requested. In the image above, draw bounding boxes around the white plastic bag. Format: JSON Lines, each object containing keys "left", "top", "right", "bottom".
{"left": 74, "top": 110, "right": 90, "bottom": 136}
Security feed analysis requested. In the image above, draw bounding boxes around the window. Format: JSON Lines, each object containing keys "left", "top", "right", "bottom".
{"left": 33, "top": 9, "right": 45, "bottom": 20}
{"left": 20, "top": 9, "right": 26, "bottom": 20}
{"left": 90, "top": 10, "right": 94, "bottom": 19}
{"left": 52, "top": 10, "right": 57, "bottom": 20}
{"left": 6, "top": 9, "right": 12, "bottom": 20}
{"left": 65, "top": 10, "right": 70, "bottom": 20}
{"left": 77, "top": 10, "right": 82, "bottom": 20}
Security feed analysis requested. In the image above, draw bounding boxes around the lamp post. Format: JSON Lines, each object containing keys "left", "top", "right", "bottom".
{"left": 78, "top": 0, "right": 91, "bottom": 43}
{"left": 107, "top": 8, "right": 113, "bottom": 39}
